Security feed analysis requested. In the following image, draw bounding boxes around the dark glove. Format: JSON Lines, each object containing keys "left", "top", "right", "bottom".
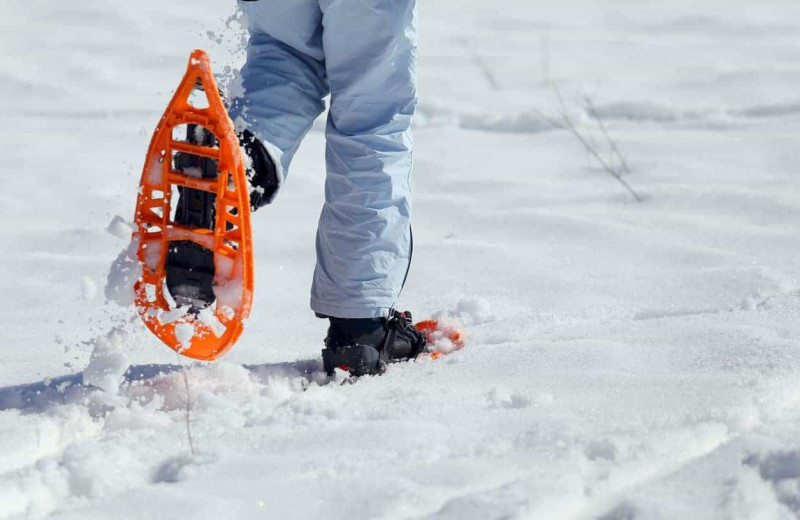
{"left": 239, "top": 129, "right": 279, "bottom": 210}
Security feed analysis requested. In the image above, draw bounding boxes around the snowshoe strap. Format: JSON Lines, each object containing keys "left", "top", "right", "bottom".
{"left": 379, "top": 317, "right": 399, "bottom": 365}
{"left": 379, "top": 310, "right": 427, "bottom": 364}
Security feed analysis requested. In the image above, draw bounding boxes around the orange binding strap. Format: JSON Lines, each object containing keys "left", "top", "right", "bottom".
{"left": 132, "top": 49, "right": 253, "bottom": 361}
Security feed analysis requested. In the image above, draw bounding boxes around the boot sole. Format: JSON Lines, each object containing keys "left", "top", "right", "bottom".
{"left": 322, "top": 344, "right": 385, "bottom": 377}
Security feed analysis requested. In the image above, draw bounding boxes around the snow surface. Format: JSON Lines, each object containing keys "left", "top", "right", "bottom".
{"left": 2, "top": 1, "right": 800, "bottom": 518}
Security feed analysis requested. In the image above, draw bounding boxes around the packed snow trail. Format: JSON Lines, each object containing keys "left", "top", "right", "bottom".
{"left": 3, "top": 1, "right": 800, "bottom": 518}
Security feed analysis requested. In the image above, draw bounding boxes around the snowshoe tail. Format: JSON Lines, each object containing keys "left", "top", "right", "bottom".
{"left": 132, "top": 49, "right": 254, "bottom": 361}
{"left": 415, "top": 320, "right": 465, "bottom": 360}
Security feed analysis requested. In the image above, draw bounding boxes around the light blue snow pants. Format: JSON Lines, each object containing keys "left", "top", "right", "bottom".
{"left": 229, "top": 0, "right": 418, "bottom": 319}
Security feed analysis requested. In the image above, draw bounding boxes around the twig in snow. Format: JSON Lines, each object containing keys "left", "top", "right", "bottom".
{"left": 583, "top": 97, "right": 632, "bottom": 177}
{"left": 537, "top": 85, "right": 643, "bottom": 202}
{"left": 181, "top": 366, "right": 196, "bottom": 456}
{"left": 459, "top": 37, "right": 501, "bottom": 91}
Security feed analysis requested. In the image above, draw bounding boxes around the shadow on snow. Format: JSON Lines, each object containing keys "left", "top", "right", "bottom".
{"left": 0, "top": 358, "right": 323, "bottom": 414}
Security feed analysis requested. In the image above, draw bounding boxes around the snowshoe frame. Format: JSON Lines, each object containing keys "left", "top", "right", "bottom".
{"left": 132, "top": 49, "right": 254, "bottom": 361}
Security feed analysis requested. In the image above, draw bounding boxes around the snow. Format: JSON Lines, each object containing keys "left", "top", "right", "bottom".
{"left": 173, "top": 322, "right": 195, "bottom": 354}
{"left": 142, "top": 239, "right": 162, "bottom": 272}
{"left": 212, "top": 255, "right": 244, "bottom": 313}
{"left": 3, "top": 0, "right": 800, "bottom": 518}
{"left": 145, "top": 155, "right": 163, "bottom": 186}
{"left": 179, "top": 166, "right": 203, "bottom": 180}
{"left": 82, "top": 328, "right": 131, "bottom": 393}
{"left": 104, "top": 235, "right": 141, "bottom": 308}
{"left": 105, "top": 216, "right": 133, "bottom": 240}
{"left": 79, "top": 276, "right": 98, "bottom": 302}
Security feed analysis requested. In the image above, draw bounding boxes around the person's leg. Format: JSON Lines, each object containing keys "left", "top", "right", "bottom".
{"left": 311, "top": 0, "right": 418, "bottom": 319}
{"left": 169, "top": 2, "right": 328, "bottom": 307}
{"left": 228, "top": 0, "right": 329, "bottom": 197}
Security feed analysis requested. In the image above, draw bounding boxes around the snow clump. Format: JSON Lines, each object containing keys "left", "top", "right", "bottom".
{"left": 82, "top": 328, "right": 131, "bottom": 393}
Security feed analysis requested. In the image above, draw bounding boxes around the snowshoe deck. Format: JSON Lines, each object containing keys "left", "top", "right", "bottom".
{"left": 132, "top": 50, "right": 253, "bottom": 361}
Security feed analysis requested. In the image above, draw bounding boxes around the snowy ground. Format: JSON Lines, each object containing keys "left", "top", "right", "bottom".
{"left": 2, "top": 1, "right": 800, "bottom": 518}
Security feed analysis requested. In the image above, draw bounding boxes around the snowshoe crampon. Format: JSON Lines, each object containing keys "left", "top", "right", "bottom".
{"left": 132, "top": 49, "right": 253, "bottom": 361}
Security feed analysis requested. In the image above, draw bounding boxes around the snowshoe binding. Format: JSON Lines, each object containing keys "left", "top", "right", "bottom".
{"left": 165, "top": 105, "right": 278, "bottom": 312}
{"left": 321, "top": 310, "right": 428, "bottom": 377}
{"left": 165, "top": 123, "right": 218, "bottom": 311}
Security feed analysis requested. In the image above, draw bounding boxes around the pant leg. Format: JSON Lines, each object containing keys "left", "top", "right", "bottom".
{"left": 310, "top": 0, "right": 418, "bottom": 319}
{"left": 228, "top": 0, "right": 328, "bottom": 184}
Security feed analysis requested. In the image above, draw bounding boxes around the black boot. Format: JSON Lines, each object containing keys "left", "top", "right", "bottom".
{"left": 321, "top": 310, "right": 427, "bottom": 377}
{"left": 165, "top": 126, "right": 278, "bottom": 311}
{"left": 165, "top": 123, "right": 218, "bottom": 311}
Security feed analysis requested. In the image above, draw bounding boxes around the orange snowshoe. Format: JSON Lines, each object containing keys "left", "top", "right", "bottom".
{"left": 132, "top": 50, "right": 253, "bottom": 361}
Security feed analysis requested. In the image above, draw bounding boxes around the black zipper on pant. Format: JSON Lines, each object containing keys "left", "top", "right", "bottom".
{"left": 397, "top": 225, "right": 413, "bottom": 298}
